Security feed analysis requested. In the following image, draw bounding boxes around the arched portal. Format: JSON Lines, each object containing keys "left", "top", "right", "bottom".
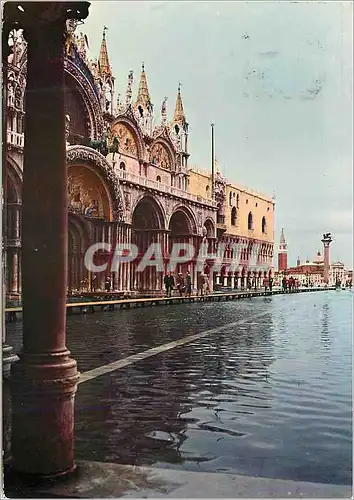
{"left": 4, "top": 160, "right": 22, "bottom": 300}
{"left": 131, "top": 196, "right": 165, "bottom": 293}
{"left": 68, "top": 164, "right": 113, "bottom": 221}
{"left": 168, "top": 208, "right": 196, "bottom": 281}
{"left": 67, "top": 214, "right": 91, "bottom": 294}
{"left": 64, "top": 73, "right": 91, "bottom": 146}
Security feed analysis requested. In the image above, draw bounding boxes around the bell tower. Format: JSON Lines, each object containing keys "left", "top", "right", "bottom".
{"left": 278, "top": 228, "right": 288, "bottom": 272}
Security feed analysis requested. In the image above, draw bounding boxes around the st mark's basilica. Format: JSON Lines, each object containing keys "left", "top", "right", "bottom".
{"left": 4, "top": 23, "right": 275, "bottom": 299}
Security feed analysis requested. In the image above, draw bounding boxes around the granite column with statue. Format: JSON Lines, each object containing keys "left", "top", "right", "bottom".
{"left": 321, "top": 233, "right": 333, "bottom": 285}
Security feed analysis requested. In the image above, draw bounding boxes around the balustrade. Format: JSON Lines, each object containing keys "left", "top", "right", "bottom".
{"left": 116, "top": 168, "right": 216, "bottom": 207}
{"left": 7, "top": 130, "right": 24, "bottom": 148}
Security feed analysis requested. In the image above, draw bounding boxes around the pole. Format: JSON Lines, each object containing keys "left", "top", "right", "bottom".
{"left": 211, "top": 123, "right": 215, "bottom": 199}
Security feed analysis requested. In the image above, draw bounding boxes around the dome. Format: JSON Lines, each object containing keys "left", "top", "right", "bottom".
{"left": 313, "top": 251, "right": 323, "bottom": 264}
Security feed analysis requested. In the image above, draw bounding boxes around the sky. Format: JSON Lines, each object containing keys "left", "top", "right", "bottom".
{"left": 82, "top": 1, "right": 353, "bottom": 268}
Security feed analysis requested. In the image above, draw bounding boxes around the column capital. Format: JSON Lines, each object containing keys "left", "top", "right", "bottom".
{"left": 3, "top": 2, "right": 90, "bottom": 28}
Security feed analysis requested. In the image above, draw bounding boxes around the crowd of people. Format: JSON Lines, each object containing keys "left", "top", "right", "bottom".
{"left": 81, "top": 273, "right": 306, "bottom": 296}
{"left": 281, "top": 276, "right": 299, "bottom": 291}
{"left": 164, "top": 271, "right": 209, "bottom": 298}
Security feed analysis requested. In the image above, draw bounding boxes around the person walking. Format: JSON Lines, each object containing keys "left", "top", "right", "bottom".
{"left": 164, "top": 272, "right": 174, "bottom": 297}
{"left": 264, "top": 277, "right": 269, "bottom": 292}
{"left": 282, "top": 276, "right": 287, "bottom": 292}
{"left": 269, "top": 276, "right": 273, "bottom": 292}
{"left": 185, "top": 271, "right": 192, "bottom": 297}
{"left": 176, "top": 273, "right": 184, "bottom": 297}
{"left": 105, "top": 275, "right": 111, "bottom": 292}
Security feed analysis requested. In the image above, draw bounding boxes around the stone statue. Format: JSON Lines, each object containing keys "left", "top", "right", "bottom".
{"left": 65, "top": 114, "right": 71, "bottom": 144}
{"left": 126, "top": 70, "right": 134, "bottom": 106}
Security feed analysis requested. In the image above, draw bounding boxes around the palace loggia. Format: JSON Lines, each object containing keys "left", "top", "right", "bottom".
{"left": 4, "top": 26, "right": 275, "bottom": 298}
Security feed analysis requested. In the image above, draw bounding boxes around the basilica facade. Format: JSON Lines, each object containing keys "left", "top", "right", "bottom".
{"left": 4, "top": 25, "right": 274, "bottom": 299}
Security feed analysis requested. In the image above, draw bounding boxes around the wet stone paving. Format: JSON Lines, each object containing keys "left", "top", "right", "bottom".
{"left": 6, "top": 291, "right": 352, "bottom": 485}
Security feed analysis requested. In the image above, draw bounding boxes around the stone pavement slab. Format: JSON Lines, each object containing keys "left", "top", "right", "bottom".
{"left": 5, "top": 460, "right": 352, "bottom": 498}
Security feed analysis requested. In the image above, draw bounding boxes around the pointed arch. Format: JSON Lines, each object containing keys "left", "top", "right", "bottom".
{"left": 203, "top": 218, "right": 215, "bottom": 238}
{"left": 111, "top": 114, "right": 145, "bottom": 160}
{"left": 18, "top": 56, "right": 105, "bottom": 140}
{"left": 262, "top": 216, "right": 267, "bottom": 234}
{"left": 150, "top": 136, "right": 176, "bottom": 171}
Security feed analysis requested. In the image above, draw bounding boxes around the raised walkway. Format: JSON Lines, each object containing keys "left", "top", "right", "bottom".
{"left": 5, "top": 460, "right": 352, "bottom": 498}
{"left": 5, "top": 286, "right": 334, "bottom": 322}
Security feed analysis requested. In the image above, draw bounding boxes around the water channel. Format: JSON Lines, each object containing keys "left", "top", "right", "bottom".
{"left": 6, "top": 291, "right": 352, "bottom": 485}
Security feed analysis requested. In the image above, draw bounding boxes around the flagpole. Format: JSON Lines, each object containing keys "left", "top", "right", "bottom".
{"left": 211, "top": 123, "right": 215, "bottom": 199}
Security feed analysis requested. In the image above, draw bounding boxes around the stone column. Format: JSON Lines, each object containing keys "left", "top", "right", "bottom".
{"left": 126, "top": 225, "right": 131, "bottom": 292}
{"left": 2, "top": 16, "right": 18, "bottom": 378}
{"left": 321, "top": 233, "right": 332, "bottom": 285}
{"left": 10, "top": 4, "right": 89, "bottom": 477}
{"left": 10, "top": 250, "right": 19, "bottom": 294}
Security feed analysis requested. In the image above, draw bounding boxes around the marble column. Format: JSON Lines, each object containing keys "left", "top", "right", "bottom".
{"left": 2, "top": 17, "right": 18, "bottom": 378}
{"left": 10, "top": 5, "right": 89, "bottom": 477}
{"left": 10, "top": 250, "right": 19, "bottom": 294}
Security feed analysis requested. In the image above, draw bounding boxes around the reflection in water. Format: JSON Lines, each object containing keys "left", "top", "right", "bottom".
{"left": 5, "top": 293, "right": 353, "bottom": 485}
{"left": 321, "top": 301, "right": 331, "bottom": 351}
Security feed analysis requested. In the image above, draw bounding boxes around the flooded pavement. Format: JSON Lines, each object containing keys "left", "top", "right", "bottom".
{"left": 5, "top": 291, "right": 352, "bottom": 485}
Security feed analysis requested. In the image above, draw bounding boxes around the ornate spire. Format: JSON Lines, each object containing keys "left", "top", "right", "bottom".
{"left": 136, "top": 62, "right": 151, "bottom": 109}
{"left": 173, "top": 82, "right": 186, "bottom": 123}
{"left": 98, "top": 26, "right": 111, "bottom": 77}
{"left": 279, "top": 228, "right": 287, "bottom": 250}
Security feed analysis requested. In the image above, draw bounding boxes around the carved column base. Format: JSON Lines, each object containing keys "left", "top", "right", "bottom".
{"left": 2, "top": 344, "right": 19, "bottom": 379}
{"left": 10, "top": 351, "right": 79, "bottom": 477}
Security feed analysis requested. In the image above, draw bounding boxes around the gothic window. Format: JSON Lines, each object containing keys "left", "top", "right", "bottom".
{"left": 231, "top": 207, "right": 237, "bottom": 226}
{"left": 246, "top": 199, "right": 248, "bottom": 204}
{"left": 236, "top": 194, "right": 239, "bottom": 208}
{"left": 248, "top": 212, "right": 253, "bottom": 230}
{"left": 120, "top": 162, "right": 126, "bottom": 170}
{"left": 156, "top": 176, "right": 161, "bottom": 182}
{"left": 175, "top": 124, "right": 180, "bottom": 135}
{"left": 138, "top": 105, "right": 144, "bottom": 117}
{"left": 206, "top": 185, "right": 210, "bottom": 193}
{"left": 229, "top": 192, "right": 232, "bottom": 206}
{"left": 262, "top": 216, "right": 267, "bottom": 233}
{"left": 255, "top": 202, "right": 258, "bottom": 207}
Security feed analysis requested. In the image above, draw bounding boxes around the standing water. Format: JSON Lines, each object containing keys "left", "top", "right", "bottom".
{"left": 5, "top": 291, "right": 352, "bottom": 485}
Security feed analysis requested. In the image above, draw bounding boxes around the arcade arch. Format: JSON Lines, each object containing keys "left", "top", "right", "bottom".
{"left": 67, "top": 214, "right": 91, "bottom": 293}
{"left": 4, "top": 159, "right": 22, "bottom": 298}
{"left": 131, "top": 195, "right": 166, "bottom": 292}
